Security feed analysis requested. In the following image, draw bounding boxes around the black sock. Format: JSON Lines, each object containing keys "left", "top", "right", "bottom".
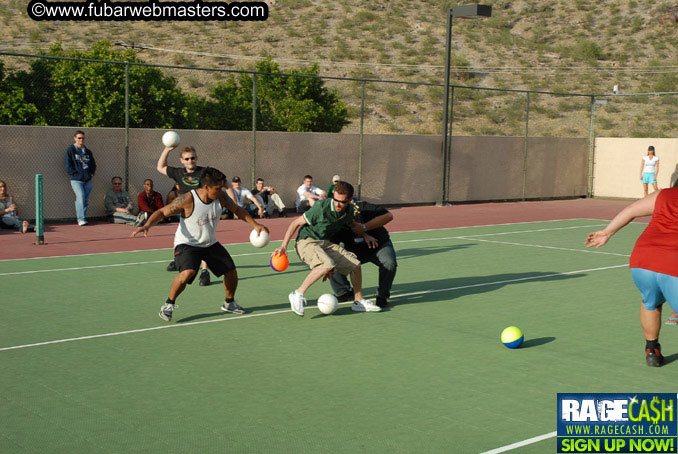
{"left": 646, "top": 339, "right": 659, "bottom": 350}
{"left": 225, "top": 297, "right": 234, "bottom": 304}
{"left": 166, "top": 298, "right": 175, "bottom": 305}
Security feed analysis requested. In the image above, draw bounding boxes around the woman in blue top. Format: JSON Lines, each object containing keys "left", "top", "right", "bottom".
{"left": 64, "top": 130, "right": 96, "bottom": 226}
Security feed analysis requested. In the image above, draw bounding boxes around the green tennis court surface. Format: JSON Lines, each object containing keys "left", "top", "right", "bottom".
{"left": 1, "top": 219, "right": 675, "bottom": 453}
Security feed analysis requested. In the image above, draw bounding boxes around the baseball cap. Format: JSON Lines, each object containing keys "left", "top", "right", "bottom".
{"left": 332, "top": 175, "right": 341, "bottom": 182}
{"left": 232, "top": 176, "right": 241, "bottom": 182}
{"left": 648, "top": 146, "right": 655, "bottom": 150}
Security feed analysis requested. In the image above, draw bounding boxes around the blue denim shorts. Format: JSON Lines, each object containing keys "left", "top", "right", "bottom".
{"left": 630, "top": 267, "right": 678, "bottom": 312}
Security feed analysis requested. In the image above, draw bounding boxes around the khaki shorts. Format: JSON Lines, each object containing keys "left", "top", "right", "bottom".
{"left": 295, "top": 238, "right": 360, "bottom": 275}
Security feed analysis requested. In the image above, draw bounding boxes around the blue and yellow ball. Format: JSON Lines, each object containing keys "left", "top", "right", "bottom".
{"left": 501, "top": 326, "right": 524, "bottom": 349}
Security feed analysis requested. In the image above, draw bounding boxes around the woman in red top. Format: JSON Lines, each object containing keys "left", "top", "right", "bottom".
{"left": 586, "top": 188, "right": 678, "bottom": 367}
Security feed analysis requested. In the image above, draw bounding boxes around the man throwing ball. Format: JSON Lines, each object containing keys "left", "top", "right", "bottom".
{"left": 132, "top": 167, "right": 269, "bottom": 321}
{"left": 273, "top": 180, "right": 381, "bottom": 316}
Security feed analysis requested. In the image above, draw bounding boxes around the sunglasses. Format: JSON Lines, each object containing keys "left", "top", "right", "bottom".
{"left": 333, "top": 197, "right": 351, "bottom": 205}
{"left": 183, "top": 156, "right": 197, "bottom": 161}
{"left": 75, "top": 137, "right": 85, "bottom": 140}
{"left": 113, "top": 182, "right": 123, "bottom": 185}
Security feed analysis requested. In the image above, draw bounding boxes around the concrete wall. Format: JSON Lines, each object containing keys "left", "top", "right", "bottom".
{"left": 593, "top": 138, "right": 678, "bottom": 199}
{"left": 0, "top": 125, "right": 589, "bottom": 221}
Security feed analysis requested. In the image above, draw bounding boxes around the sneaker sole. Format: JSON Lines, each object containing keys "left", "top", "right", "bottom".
{"left": 158, "top": 312, "right": 172, "bottom": 322}
{"left": 221, "top": 306, "right": 245, "bottom": 315}
{"left": 351, "top": 306, "right": 381, "bottom": 312}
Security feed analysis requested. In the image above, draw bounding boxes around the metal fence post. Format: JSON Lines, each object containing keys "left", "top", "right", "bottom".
{"left": 447, "top": 86, "right": 454, "bottom": 203}
{"left": 522, "top": 91, "right": 530, "bottom": 200}
{"left": 358, "top": 80, "right": 365, "bottom": 200}
{"left": 251, "top": 73, "right": 257, "bottom": 187}
{"left": 124, "top": 61, "right": 130, "bottom": 191}
{"left": 588, "top": 96, "right": 596, "bottom": 198}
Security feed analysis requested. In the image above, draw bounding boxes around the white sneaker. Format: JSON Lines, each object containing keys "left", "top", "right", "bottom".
{"left": 78, "top": 220, "right": 88, "bottom": 226}
{"left": 288, "top": 291, "right": 306, "bottom": 317}
{"left": 352, "top": 299, "right": 382, "bottom": 312}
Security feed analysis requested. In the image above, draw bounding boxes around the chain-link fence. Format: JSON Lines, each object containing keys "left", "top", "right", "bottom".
{"left": 1, "top": 51, "right": 630, "bottom": 221}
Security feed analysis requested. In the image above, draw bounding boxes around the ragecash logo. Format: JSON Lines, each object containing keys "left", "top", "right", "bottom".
{"left": 557, "top": 393, "right": 677, "bottom": 453}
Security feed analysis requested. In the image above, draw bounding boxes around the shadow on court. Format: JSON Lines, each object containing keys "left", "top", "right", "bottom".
{"left": 395, "top": 243, "right": 475, "bottom": 260}
{"left": 663, "top": 352, "right": 678, "bottom": 365}
{"left": 385, "top": 271, "right": 586, "bottom": 307}
{"left": 521, "top": 337, "right": 556, "bottom": 348}
{"left": 176, "top": 270, "right": 585, "bottom": 322}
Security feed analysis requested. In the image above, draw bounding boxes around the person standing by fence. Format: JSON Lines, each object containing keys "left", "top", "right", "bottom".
{"left": 640, "top": 145, "right": 659, "bottom": 196}
{"left": 65, "top": 130, "right": 96, "bottom": 226}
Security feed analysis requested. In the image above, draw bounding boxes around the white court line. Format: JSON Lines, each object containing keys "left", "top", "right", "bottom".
{"left": 458, "top": 237, "right": 631, "bottom": 258}
{"left": 0, "top": 218, "right": 602, "bottom": 262}
{"left": 1, "top": 224, "right": 619, "bottom": 276}
{"left": 0, "top": 251, "right": 274, "bottom": 276}
{"left": 479, "top": 431, "right": 557, "bottom": 454}
{"left": 0, "top": 263, "right": 627, "bottom": 352}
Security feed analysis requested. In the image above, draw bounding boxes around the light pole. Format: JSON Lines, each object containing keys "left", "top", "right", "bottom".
{"left": 439, "top": 4, "right": 492, "bottom": 205}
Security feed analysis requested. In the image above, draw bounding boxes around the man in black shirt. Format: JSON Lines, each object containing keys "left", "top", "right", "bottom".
{"left": 330, "top": 200, "right": 397, "bottom": 308}
{"left": 157, "top": 144, "right": 236, "bottom": 285}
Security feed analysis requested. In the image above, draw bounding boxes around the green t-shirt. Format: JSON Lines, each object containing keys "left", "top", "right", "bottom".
{"left": 297, "top": 198, "right": 354, "bottom": 241}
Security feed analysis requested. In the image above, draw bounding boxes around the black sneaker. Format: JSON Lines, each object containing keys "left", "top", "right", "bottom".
{"left": 279, "top": 210, "right": 288, "bottom": 218}
{"left": 166, "top": 261, "right": 177, "bottom": 272}
{"left": 199, "top": 269, "right": 211, "bottom": 286}
{"left": 646, "top": 345, "right": 664, "bottom": 367}
{"left": 337, "top": 291, "right": 355, "bottom": 303}
{"left": 376, "top": 296, "right": 389, "bottom": 308}
{"left": 159, "top": 303, "right": 175, "bottom": 321}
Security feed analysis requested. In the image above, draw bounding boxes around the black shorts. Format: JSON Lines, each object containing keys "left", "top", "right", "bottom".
{"left": 174, "top": 242, "right": 236, "bottom": 284}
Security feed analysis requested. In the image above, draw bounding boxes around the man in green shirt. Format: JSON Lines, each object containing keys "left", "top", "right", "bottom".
{"left": 273, "top": 181, "right": 382, "bottom": 316}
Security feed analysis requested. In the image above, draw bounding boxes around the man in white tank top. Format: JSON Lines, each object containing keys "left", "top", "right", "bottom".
{"left": 132, "top": 167, "right": 269, "bottom": 322}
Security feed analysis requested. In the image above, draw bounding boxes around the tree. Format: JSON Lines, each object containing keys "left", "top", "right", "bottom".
{"left": 208, "top": 59, "right": 350, "bottom": 132}
{"left": 3, "top": 41, "right": 190, "bottom": 128}
{"left": 0, "top": 61, "right": 45, "bottom": 125}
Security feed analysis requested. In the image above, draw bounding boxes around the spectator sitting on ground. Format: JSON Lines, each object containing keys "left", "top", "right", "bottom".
{"left": 136, "top": 178, "right": 164, "bottom": 226}
{"left": 327, "top": 174, "right": 340, "bottom": 199}
{"left": 252, "top": 177, "right": 287, "bottom": 218}
{"left": 0, "top": 180, "right": 34, "bottom": 233}
{"left": 231, "top": 176, "right": 265, "bottom": 219}
{"left": 104, "top": 176, "right": 136, "bottom": 225}
{"left": 296, "top": 174, "right": 326, "bottom": 213}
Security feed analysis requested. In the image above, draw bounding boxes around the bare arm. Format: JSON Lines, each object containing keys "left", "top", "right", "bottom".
{"left": 156, "top": 146, "right": 176, "bottom": 176}
{"left": 131, "top": 192, "right": 189, "bottom": 237}
{"left": 219, "top": 191, "right": 269, "bottom": 234}
{"left": 585, "top": 191, "right": 659, "bottom": 248}
{"left": 274, "top": 215, "right": 307, "bottom": 256}
{"left": 655, "top": 160, "right": 659, "bottom": 178}
{"left": 640, "top": 159, "right": 644, "bottom": 179}
{"left": 303, "top": 190, "right": 319, "bottom": 200}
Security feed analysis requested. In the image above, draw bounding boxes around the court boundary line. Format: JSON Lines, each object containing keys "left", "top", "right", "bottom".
{"left": 1, "top": 223, "right": 620, "bottom": 276}
{"left": 0, "top": 218, "right": 617, "bottom": 262}
{"left": 479, "top": 431, "right": 557, "bottom": 454}
{"left": 0, "top": 263, "right": 627, "bottom": 352}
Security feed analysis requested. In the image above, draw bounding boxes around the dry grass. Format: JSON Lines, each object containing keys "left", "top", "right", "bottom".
{"left": 3, "top": 0, "right": 678, "bottom": 136}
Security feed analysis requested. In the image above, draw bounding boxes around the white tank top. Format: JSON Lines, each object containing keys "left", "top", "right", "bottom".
{"left": 173, "top": 190, "right": 222, "bottom": 247}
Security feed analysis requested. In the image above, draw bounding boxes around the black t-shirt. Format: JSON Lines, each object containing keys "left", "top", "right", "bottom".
{"left": 331, "top": 201, "right": 391, "bottom": 261}
{"left": 166, "top": 166, "right": 206, "bottom": 194}
{"left": 251, "top": 188, "right": 270, "bottom": 204}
